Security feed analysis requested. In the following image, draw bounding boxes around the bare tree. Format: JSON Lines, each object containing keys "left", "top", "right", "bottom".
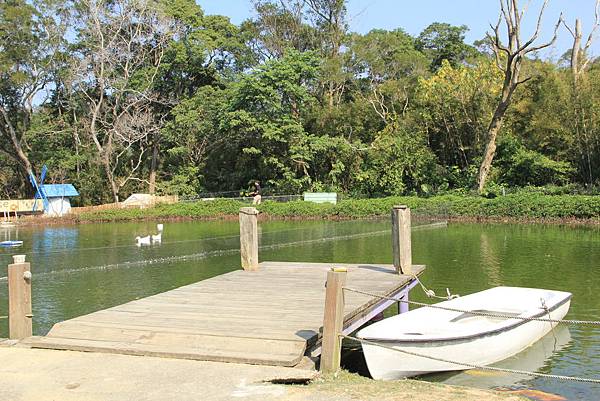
{"left": 72, "top": 0, "right": 176, "bottom": 201}
{"left": 562, "top": 0, "right": 600, "bottom": 184}
{"left": 303, "top": 0, "right": 348, "bottom": 107}
{"left": 477, "top": 0, "right": 561, "bottom": 192}
{"left": 563, "top": 0, "right": 599, "bottom": 82}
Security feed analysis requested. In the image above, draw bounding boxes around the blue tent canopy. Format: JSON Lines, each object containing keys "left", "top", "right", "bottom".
{"left": 40, "top": 184, "right": 79, "bottom": 198}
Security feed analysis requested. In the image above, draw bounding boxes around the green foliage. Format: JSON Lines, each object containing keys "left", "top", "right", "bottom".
{"left": 415, "top": 59, "right": 502, "bottom": 186}
{"left": 358, "top": 119, "right": 440, "bottom": 196}
{"left": 76, "top": 191, "right": 600, "bottom": 222}
{"left": 416, "top": 23, "right": 476, "bottom": 70}
{"left": 2, "top": 1, "right": 600, "bottom": 204}
{"left": 220, "top": 50, "right": 321, "bottom": 191}
{"left": 495, "top": 135, "right": 574, "bottom": 187}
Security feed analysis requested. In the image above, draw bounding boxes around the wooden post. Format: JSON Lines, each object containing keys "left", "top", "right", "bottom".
{"left": 320, "top": 268, "right": 347, "bottom": 374}
{"left": 239, "top": 207, "right": 259, "bottom": 271}
{"left": 8, "top": 254, "right": 32, "bottom": 339}
{"left": 391, "top": 205, "right": 412, "bottom": 275}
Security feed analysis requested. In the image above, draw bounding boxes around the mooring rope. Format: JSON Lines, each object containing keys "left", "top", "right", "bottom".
{"left": 410, "top": 273, "right": 459, "bottom": 300}
{"left": 343, "top": 287, "right": 600, "bottom": 326}
{"left": 341, "top": 334, "right": 600, "bottom": 384}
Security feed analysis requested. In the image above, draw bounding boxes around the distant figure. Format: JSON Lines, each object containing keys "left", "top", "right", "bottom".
{"left": 251, "top": 181, "right": 262, "bottom": 205}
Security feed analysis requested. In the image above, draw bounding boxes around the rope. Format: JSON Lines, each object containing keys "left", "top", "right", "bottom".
{"left": 341, "top": 335, "right": 600, "bottom": 384}
{"left": 411, "top": 273, "right": 459, "bottom": 300}
{"left": 343, "top": 287, "right": 600, "bottom": 326}
{"left": 0, "top": 315, "right": 7, "bottom": 319}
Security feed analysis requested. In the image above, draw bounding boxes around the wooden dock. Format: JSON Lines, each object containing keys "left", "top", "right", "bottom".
{"left": 6, "top": 205, "right": 429, "bottom": 370}
{"left": 24, "top": 262, "right": 424, "bottom": 367}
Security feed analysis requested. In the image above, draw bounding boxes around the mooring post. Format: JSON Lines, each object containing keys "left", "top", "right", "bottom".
{"left": 8, "top": 254, "right": 32, "bottom": 340}
{"left": 239, "top": 207, "right": 259, "bottom": 271}
{"left": 391, "top": 205, "right": 412, "bottom": 275}
{"left": 320, "top": 267, "right": 347, "bottom": 374}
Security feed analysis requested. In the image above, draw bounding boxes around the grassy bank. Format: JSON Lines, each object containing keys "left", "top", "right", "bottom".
{"left": 303, "top": 371, "right": 527, "bottom": 401}
{"left": 71, "top": 192, "right": 600, "bottom": 223}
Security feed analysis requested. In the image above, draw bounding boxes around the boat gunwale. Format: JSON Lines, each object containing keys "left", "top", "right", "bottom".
{"left": 358, "top": 292, "right": 572, "bottom": 344}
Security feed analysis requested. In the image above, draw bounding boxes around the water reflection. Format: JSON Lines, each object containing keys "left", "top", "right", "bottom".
{"left": 432, "top": 325, "right": 573, "bottom": 388}
{"left": 479, "top": 232, "right": 502, "bottom": 286}
{"left": 31, "top": 227, "right": 79, "bottom": 253}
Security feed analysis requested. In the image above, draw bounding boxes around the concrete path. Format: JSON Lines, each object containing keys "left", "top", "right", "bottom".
{"left": 0, "top": 346, "right": 316, "bottom": 401}
{"left": 0, "top": 345, "right": 524, "bottom": 401}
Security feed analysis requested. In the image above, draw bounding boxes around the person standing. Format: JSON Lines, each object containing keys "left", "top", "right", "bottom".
{"left": 251, "top": 181, "right": 261, "bottom": 205}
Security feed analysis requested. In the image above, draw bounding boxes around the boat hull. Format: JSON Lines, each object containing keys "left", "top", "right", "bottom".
{"left": 358, "top": 287, "right": 571, "bottom": 380}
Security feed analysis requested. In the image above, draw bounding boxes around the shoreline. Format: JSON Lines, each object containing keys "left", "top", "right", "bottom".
{"left": 14, "top": 210, "right": 600, "bottom": 227}
{"left": 10, "top": 192, "right": 600, "bottom": 227}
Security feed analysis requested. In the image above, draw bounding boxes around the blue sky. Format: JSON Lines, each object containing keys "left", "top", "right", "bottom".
{"left": 196, "top": 0, "right": 600, "bottom": 59}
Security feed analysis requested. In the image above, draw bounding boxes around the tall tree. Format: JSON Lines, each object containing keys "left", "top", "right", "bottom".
{"left": 0, "top": 0, "right": 68, "bottom": 182}
{"left": 562, "top": 0, "right": 599, "bottom": 184}
{"left": 349, "top": 29, "right": 428, "bottom": 123}
{"left": 71, "top": 0, "right": 176, "bottom": 201}
{"left": 304, "top": 0, "right": 348, "bottom": 107}
{"left": 476, "top": 0, "right": 561, "bottom": 192}
{"left": 416, "top": 22, "right": 475, "bottom": 70}
{"left": 244, "top": 0, "right": 316, "bottom": 60}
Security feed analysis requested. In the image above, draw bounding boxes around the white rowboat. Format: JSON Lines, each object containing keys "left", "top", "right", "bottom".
{"left": 357, "top": 286, "right": 571, "bottom": 380}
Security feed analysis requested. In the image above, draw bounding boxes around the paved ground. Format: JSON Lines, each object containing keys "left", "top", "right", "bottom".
{"left": 0, "top": 345, "right": 524, "bottom": 401}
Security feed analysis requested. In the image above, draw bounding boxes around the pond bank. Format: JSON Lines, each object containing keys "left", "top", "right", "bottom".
{"left": 0, "top": 345, "right": 525, "bottom": 401}
{"left": 16, "top": 193, "right": 600, "bottom": 226}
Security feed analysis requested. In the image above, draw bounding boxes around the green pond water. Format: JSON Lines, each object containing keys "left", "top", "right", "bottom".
{"left": 0, "top": 219, "right": 598, "bottom": 400}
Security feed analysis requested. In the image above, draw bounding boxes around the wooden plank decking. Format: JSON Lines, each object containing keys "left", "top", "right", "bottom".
{"left": 24, "top": 262, "right": 424, "bottom": 367}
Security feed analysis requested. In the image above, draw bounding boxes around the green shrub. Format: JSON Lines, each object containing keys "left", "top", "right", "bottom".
{"left": 75, "top": 191, "right": 600, "bottom": 222}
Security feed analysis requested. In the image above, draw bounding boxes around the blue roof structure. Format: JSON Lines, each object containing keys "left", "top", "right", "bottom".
{"left": 41, "top": 184, "right": 79, "bottom": 198}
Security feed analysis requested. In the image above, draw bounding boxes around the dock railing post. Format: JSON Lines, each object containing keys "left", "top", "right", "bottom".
{"left": 239, "top": 207, "right": 259, "bottom": 271}
{"left": 320, "top": 268, "right": 347, "bottom": 374}
{"left": 8, "top": 254, "right": 32, "bottom": 339}
{"left": 392, "top": 205, "right": 412, "bottom": 275}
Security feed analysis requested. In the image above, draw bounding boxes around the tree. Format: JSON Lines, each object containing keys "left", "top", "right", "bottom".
{"left": 416, "top": 60, "right": 502, "bottom": 186}
{"left": 562, "top": 0, "right": 600, "bottom": 184}
{"left": 304, "top": 0, "right": 348, "bottom": 107}
{"left": 362, "top": 119, "right": 439, "bottom": 196}
{"left": 71, "top": 0, "right": 176, "bottom": 201}
{"left": 0, "top": 0, "right": 68, "bottom": 182}
{"left": 563, "top": 1, "right": 599, "bottom": 83}
{"left": 349, "top": 29, "right": 428, "bottom": 123}
{"left": 161, "top": 85, "right": 229, "bottom": 195}
{"left": 218, "top": 50, "right": 320, "bottom": 192}
{"left": 160, "top": 0, "right": 248, "bottom": 97}
{"left": 416, "top": 22, "right": 476, "bottom": 70}
{"left": 476, "top": 0, "right": 561, "bottom": 192}
{"left": 243, "top": 0, "right": 317, "bottom": 60}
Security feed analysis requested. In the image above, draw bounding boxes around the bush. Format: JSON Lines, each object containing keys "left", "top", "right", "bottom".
{"left": 75, "top": 190, "right": 600, "bottom": 222}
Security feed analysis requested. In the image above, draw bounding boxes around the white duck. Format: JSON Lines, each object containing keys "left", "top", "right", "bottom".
{"left": 151, "top": 223, "right": 163, "bottom": 243}
{"left": 136, "top": 235, "right": 151, "bottom": 247}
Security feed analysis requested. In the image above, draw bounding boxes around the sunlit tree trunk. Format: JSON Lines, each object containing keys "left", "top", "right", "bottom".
{"left": 477, "top": 0, "right": 561, "bottom": 192}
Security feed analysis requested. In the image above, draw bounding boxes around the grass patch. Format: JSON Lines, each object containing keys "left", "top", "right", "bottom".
{"left": 302, "top": 370, "right": 527, "bottom": 401}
